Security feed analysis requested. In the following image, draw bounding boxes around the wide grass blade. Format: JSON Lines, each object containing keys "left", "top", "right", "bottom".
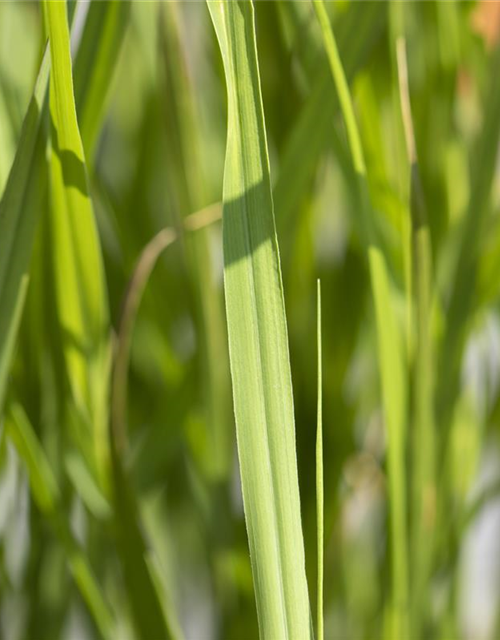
{"left": 0, "top": 49, "right": 49, "bottom": 415}
{"left": 207, "top": 1, "right": 312, "bottom": 637}
{"left": 43, "top": 0, "right": 110, "bottom": 479}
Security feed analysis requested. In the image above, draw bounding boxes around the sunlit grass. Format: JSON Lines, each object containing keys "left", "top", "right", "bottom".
{"left": 0, "top": 1, "right": 500, "bottom": 639}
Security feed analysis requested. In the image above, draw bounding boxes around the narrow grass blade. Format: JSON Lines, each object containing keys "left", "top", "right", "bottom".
{"left": 312, "top": 1, "right": 364, "bottom": 176}
{"left": 0, "top": 49, "right": 49, "bottom": 415}
{"left": 207, "top": 1, "right": 312, "bottom": 637}
{"left": 43, "top": 0, "right": 110, "bottom": 479}
{"left": 313, "top": 2, "right": 409, "bottom": 637}
{"left": 73, "top": 0, "right": 130, "bottom": 159}
{"left": 316, "top": 279, "right": 324, "bottom": 640}
{"left": 6, "top": 403, "right": 115, "bottom": 640}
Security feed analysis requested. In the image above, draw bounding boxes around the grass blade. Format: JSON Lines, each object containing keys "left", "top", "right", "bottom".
{"left": 316, "top": 279, "right": 324, "bottom": 640}
{"left": 274, "top": 1, "right": 386, "bottom": 250}
{"left": 207, "top": 1, "right": 312, "bottom": 637}
{"left": 73, "top": 0, "right": 130, "bottom": 159}
{"left": 43, "top": 0, "right": 110, "bottom": 480}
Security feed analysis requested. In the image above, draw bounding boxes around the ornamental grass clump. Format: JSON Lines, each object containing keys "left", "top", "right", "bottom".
{"left": 0, "top": 2, "right": 499, "bottom": 639}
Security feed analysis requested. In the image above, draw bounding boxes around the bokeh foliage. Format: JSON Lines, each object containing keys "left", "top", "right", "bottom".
{"left": 0, "top": 1, "right": 500, "bottom": 639}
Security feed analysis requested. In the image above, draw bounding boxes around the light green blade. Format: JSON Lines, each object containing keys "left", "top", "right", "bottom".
{"left": 316, "top": 279, "right": 324, "bottom": 640}
{"left": 43, "top": 0, "right": 110, "bottom": 479}
{"left": 207, "top": 2, "right": 311, "bottom": 638}
{"left": 0, "top": 49, "right": 49, "bottom": 415}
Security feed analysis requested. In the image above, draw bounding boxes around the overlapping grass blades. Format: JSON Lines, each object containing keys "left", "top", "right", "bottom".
{"left": 0, "top": 49, "right": 49, "bottom": 415}
{"left": 437, "top": 44, "right": 500, "bottom": 447}
{"left": 313, "top": 2, "right": 409, "bottom": 637}
{"left": 273, "top": 1, "right": 386, "bottom": 259}
{"left": 42, "top": 7, "right": 175, "bottom": 638}
{"left": 110, "top": 444, "right": 175, "bottom": 640}
{"left": 207, "top": 1, "right": 311, "bottom": 638}
{"left": 6, "top": 403, "right": 115, "bottom": 640}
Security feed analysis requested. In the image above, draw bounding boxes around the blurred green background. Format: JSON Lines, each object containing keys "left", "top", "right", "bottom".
{"left": 1, "top": 1, "right": 500, "bottom": 639}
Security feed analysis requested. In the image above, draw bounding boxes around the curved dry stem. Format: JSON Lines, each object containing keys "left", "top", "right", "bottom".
{"left": 111, "top": 203, "right": 221, "bottom": 453}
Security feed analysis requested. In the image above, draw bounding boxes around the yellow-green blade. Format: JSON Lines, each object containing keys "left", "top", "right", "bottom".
{"left": 207, "top": 2, "right": 311, "bottom": 638}
{"left": 43, "top": 0, "right": 110, "bottom": 477}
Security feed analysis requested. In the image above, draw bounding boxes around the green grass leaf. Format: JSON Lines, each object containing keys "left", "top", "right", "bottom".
{"left": 207, "top": 1, "right": 312, "bottom": 637}
{"left": 43, "top": 0, "right": 110, "bottom": 479}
